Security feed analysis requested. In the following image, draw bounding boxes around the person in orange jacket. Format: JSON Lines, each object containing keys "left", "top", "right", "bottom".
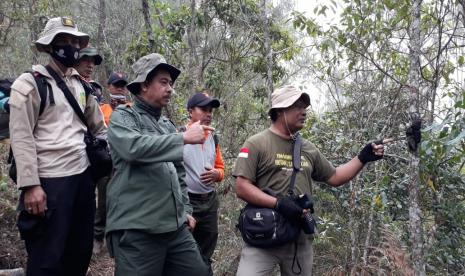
{"left": 183, "top": 91, "right": 224, "bottom": 270}
{"left": 100, "top": 72, "right": 129, "bottom": 125}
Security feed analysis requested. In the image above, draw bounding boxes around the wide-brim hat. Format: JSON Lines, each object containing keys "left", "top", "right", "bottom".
{"left": 127, "top": 53, "right": 181, "bottom": 94}
{"left": 268, "top": 85, "right": 310, "bottom": 114}
{"left": 78, "top": 47, "right": 103, "bottom": 65}
{"left": 35, "top": 17, "right": 89, "bottom": 53}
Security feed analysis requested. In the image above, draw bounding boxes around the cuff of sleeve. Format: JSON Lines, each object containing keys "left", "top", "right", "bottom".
{"left": 18, "top": 174, "right": 41, "bottom": 190}
{"left": 172, "top": 133, "right": 185, "bottom": 161}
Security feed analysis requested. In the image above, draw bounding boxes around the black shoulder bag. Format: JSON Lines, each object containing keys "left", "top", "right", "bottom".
{"left": 45, "top": 66, "right": 112, "bottom": 181}
{"left": 237, "top": 134, "right": 303, "bottom": 248}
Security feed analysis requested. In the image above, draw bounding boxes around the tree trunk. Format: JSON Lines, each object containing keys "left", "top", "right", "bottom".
{"left": 262, "top": 0, "right": 273, "bottom": 105}
{"left": 142, "top": 0, "right": 155, "bottom": 52}
{"left": 96, "top": 0, "right": 108, "bottom": 100}
{"left": 186, "top": 0, "right": 198, "bottom": 94}
{"left": 408, "top": 0, "right": 426, "bottom": 275}
{"left": 348, "top": 178, "right": 358, "bottom": 271}
{"left": 28, "top": 0, "right": 40, "bottom": 64}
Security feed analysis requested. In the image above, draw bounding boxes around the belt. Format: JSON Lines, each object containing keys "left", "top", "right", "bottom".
{"left": 188, "top": 191, "right": 215, "bottom": 199}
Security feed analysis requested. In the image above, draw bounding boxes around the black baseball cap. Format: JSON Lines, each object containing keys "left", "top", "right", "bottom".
{"left": 107, "top": 72, "right": 128, "bottom": 86}
{"left": 187, "top": 92, "right": 220, "bottom": 109}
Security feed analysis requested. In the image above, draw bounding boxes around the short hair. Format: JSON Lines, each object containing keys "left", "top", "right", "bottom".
{"left": 269, "top": 108, "right": 280, "bottom": 122}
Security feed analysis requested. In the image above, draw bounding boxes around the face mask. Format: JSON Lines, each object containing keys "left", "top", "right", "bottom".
{"left": 51, "top": 44, "right": 80, "bottom": 67}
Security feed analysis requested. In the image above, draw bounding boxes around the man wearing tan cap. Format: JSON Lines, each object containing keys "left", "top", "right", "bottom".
{"left": 106, "top": 53, "right": 211, "bottom": 276}
{"left": 233, "top": 85, "right": 386, "bottom": 275}
{"left": 9, "top": 17, "right": 106, "bottom": 275}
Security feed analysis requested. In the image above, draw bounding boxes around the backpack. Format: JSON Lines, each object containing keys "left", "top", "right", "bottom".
{"left": 5, "top": 71, "right": 95, "bottom": 183}
{"left": 0, "top": 73, "right": 53, "bottom": 140}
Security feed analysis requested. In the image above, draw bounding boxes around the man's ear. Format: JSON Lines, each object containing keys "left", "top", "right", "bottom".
{"left": 140, "top": 82, "right": 148, "bottom": 93}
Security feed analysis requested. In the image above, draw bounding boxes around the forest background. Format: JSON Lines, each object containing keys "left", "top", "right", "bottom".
{"left": 0, "top": 0, "right": 464, "bottom": 275}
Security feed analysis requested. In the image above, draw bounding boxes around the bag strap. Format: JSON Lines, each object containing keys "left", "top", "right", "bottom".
{"left": 287, "top": 133, "right": 302, "bottom": 196}
{"left": 44, "top": 65, "right": 93, "bottom": 138}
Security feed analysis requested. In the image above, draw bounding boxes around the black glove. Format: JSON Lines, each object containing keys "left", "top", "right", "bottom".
{"left": 274, "top": 196, "right": 303, "bottom": 223}
{"left": 358, "top": 141, "right": 383, "bottom": 164}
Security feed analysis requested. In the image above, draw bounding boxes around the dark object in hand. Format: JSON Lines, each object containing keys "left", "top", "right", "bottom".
{"left": 274, "top": 196, "right": 303, "bottom": 223}
{"left": 358, "top": 141, "right": 383, "bottom": 164}
{"left": 294, "top": 194, "right": 316, "bottom": 234}
{"left": 406, "top": 119, "right": 421, "bottom": 152}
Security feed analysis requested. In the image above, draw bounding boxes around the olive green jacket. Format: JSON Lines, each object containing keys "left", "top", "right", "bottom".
{"left": 106, "top": 98, "right": 191, "bottom": 234}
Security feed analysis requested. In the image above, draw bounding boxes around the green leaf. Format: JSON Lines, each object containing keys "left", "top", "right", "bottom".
{"left": 445, "top": 130, "right": 465, "bottom": 146}
{"left": 458, "top": 56, "right": 465, "bottom": 66}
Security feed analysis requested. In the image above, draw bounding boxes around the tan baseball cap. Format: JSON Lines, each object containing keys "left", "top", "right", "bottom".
{"left": 268, "top": 85, "right": 310, "bottom": 113}
{"left": 127, "top": 53, "right": 181, "bottom": 94}
{"left": 35, "top": 17, "right": 89, "bottom": 52}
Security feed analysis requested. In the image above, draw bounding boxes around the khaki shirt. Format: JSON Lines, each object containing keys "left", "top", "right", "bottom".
{"left": 9, "top": 60, "right": 106, "bottom": 189}
{"left": 233, "top": 129, "right": 336, "bottom": 196}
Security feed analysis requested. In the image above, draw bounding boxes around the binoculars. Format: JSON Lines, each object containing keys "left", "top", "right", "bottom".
{"left": 293, "top": 194, "right": 316, "bottom": 235}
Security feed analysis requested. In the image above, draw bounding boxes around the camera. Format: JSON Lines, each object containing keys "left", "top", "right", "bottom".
{"left": 294, "top": 194, "right": 316, "bottom": 234}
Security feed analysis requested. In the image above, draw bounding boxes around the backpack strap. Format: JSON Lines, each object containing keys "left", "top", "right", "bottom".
{"left": 44, "top": 65, "right": 93, "bottom": 138}
{"left": 287, "top": 133, "right": 302, "bottom": 196}
{"left": 78, "top": 78, "right": 96, "bottom": 100}
{"left": 213, "top": 133, "right": 219, "bottom": 148}
{"left": 29, "top": 71, "right": 53, "bottom": 116}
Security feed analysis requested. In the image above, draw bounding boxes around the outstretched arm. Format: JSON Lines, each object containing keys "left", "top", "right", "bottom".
{"left": 327, "top": 142, "right": 386, "bottom": 187}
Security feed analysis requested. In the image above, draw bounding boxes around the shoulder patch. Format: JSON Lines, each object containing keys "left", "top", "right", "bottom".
{"left": 9, "top": 74, "right": 37, "bottom": 108}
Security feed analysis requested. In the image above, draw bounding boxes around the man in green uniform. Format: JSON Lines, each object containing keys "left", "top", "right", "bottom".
{"left": 106, "top": 53, "right": 211, "bottom": 276}
{"left": 234, "top": 85, "right": 386, "bottom": 276}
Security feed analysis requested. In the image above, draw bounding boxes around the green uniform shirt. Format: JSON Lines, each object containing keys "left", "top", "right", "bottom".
{"left": 106, "top": 98, "right": 191, "bottom": 235}
{"left": 233, "top": 129, "right": 335, "bottom": 196}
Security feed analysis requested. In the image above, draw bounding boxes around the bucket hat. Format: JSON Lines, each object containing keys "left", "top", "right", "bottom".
{"left": 127, "top": 53, "right": 180, "bottom": 94}
{"left": 78, "top": 47, "right": 103, "bottom": 65}
{"left": 268, "top": 85, "right": 310, "bottom": 114}
{"left": 35, "top": 17, "right": 89, "bottom": 52}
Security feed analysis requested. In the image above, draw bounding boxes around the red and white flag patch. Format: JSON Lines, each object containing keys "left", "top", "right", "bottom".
{"left": 238, "top": 147, "right": 249, "bottom": 158}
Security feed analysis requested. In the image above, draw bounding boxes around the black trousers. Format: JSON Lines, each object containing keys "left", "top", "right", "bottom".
{"left": 189, "top": 191, "right": 219, "bottom": 265}
{"left": 94, "top": 175, "right": 110, "bottom": 241}
{"left": 17, "top": 168, "right": 95, "bottom": 276}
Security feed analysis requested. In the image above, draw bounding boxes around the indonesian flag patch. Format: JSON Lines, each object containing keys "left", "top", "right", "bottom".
{"left": 238, "top": 147, "right": 249, "bottom": 158}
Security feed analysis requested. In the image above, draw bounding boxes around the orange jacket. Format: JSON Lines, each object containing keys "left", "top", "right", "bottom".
{"left": 100, "top": 103, "right": 113, "bottom": 126}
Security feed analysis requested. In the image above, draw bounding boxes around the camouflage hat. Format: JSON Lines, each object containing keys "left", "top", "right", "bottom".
{"left": 268, "top": 85, "right": 310, "bottom": 113}
{"left": 35, "top": 17, "right": 89, "bottom": 52}
{"left": 78, "top": 47, "right": 103, "bottom": 65}
{"left": 127, "top": 53, "right": 181, "bottom": 94}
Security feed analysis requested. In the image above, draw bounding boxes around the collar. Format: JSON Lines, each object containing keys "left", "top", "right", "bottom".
{"left": 134, "top": 96, "right": 162, "bottom": 120}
